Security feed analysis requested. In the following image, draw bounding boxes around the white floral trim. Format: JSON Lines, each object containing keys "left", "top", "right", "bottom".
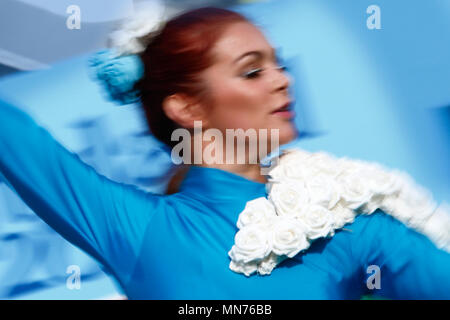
{"left": 108, "top": 0, "right": 169, "bottom": 57}
{"left": 228, "top": 148, "right": 450, "bottom": 276}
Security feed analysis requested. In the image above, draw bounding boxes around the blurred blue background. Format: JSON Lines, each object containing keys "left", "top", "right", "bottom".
{"left": 0, "top": 0, "right": 449, "bottom": 299}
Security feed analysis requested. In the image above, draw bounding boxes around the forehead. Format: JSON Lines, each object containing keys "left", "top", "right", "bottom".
{"left": 211, "top": 22, "right": 272, "bottom": 63}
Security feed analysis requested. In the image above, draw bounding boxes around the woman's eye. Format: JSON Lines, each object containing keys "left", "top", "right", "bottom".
{"left": 242, "top": 68, "right": 263, "bottom": 79}
{"left": 242, "top": 64, "right": 288, "bottom": 79}
{"left": 277, "top": 64, "right": 288, "bottom": 72}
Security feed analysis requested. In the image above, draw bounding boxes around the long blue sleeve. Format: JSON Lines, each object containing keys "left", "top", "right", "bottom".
{"left": 0, "top": 97, "right": 165, "bottom": 287}
{"left": 351, "top": 210, "right": 450, "bottom": 299}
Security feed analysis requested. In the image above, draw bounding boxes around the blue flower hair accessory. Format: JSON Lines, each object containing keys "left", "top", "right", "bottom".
{"left": 89, "top": 49, "right": 144, "bottom": 105}
{"left": 88, "top": 0, "right": 170, "bottom": 105}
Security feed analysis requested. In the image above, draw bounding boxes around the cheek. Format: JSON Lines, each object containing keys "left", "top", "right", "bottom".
{"left": 210, "top": 84, "right": 268, "bottom": 129}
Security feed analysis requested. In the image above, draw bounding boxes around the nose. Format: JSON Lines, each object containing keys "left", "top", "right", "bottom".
{"left": 270, "top": 66, "right": 291, "bottom": 94}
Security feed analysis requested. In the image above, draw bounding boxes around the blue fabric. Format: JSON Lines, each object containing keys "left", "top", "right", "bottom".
{"left": 1, "top": 97, "right": 449, "bottom": 299}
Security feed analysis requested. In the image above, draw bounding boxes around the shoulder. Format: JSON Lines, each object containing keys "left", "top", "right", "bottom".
{"left": 345, "top": 209, "right": 447, "bottom": 265}
{"left": 343, "top": 210, "right": 402, "bottom": 260}
{"left": 346, "top": 209, "right": 407, "bottom": 235}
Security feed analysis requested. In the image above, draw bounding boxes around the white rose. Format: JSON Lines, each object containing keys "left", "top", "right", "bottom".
{"left": 270, "top": 149, "right": 341, "bottom": 182}
{"left": 268, "top": 149, "right": 312, "bottom": 181}
{"left": 336, "top": 158, "right": 366, "bottom": 176}
{"left": 359, "top": 193, "right": 385, "bottom": 215}
{"left": 296, "top": 204, "right": 335, "bottom": 240}
{"left": 370, "top": 166, "right": 403, "bottom": 195}
{"left": 304, "top": 173, "right": 341, "bottom": 209}
{"left": 278, "top": 149, "right": 312, "bottom": 166}
{"left": 351, "top": 162, "right": 402, "bottom": 196}
{"left": 390, "top": 174, "right": 437, "bottom": 225}
{"left": 229, "top": 260, "right": 258, "bottom": 277}
{"left": 271, "top": 217, "right": 310, "bottom": 258}
{"left": 257, "top": 215, "right": 281, "bottom": 233}
{"left": 396, "top": 172, "right": 434, "bottom": 206}
{"left": 257, "top": 252, "right": 288, "bottom": 275}
{"left": 331, "top": 201, "right": 356, "bottom": 229}
{"left": 228, "top": 224, "right": 272, "bottom": 264}
{"left": 379, "top": 193, "right": 413, "bottom": 222}
{"left": 302, "top": 151, "right": 341, "bottom": 178}
{"left": 336, "top": 166, "right": 373, "bottom": 210}
{"left": 236, "top": 197, "right": 277, "bottom": 229}
{"left": 268, "top": 180, "right": 309, "bottom": 217}
{"left": 420, "top": 203, "right": 450, "bottom": 251}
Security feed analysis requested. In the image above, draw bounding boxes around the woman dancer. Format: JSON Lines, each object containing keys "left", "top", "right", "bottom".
{"left": 0, "top": 7, "right": 449, "bottom": 299}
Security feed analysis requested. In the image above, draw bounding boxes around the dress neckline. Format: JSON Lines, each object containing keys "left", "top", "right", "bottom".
{"left": 178, "top": 165, "right": 267, "bottom": 201}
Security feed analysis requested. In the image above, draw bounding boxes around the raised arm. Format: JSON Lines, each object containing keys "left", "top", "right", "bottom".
{"left": 0, "top": 97, "right": 165, "bottom": 286}
{"left": 351, "top": 210, "right": 450, "bottom": 299}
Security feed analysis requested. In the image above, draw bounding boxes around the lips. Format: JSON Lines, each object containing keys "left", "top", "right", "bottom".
{"left": 271, "top": 101, "right": 292, "bottom": 114}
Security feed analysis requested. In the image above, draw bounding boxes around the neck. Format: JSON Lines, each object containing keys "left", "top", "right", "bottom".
{"left": 193, "top": 138, "right": 269, "bottom": 183}
{"left": 198, "top": 162, "right": 268, "bottom": 184}
{"left": 172, "top": 134, "right": 275, "bottom": 184}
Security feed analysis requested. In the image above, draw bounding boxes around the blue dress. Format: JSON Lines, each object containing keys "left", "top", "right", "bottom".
{"left": 1, "top": 98, "right": 449, "bottom": 299}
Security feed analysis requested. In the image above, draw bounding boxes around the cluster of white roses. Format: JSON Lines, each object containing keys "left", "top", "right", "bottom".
{"left": 228, "top": 148, "right": 450, "bottom": 276}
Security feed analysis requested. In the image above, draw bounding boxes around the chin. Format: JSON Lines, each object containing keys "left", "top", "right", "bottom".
{"left": 278, "top": 123, "right": 297, "bottom": 146}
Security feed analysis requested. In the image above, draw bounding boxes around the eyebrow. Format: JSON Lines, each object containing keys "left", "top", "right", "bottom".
{"left": 233, "top": 47, "right": 277, "bottom": 64}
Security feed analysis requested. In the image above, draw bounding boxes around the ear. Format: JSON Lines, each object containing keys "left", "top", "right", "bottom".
{"left": 162, "top": 93, "right": 210, "bottom": 129}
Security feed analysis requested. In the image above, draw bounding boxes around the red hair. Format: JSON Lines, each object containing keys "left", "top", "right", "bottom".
{"left": 134, "top": 7, "right": 250, "bottom": 148}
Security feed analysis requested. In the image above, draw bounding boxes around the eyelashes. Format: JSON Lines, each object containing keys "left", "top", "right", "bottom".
{"left": 242, "top": 64, "right": 288, "bottom": 79}
{"left": 242, "top": 55, "right": 289, "bottom": 79}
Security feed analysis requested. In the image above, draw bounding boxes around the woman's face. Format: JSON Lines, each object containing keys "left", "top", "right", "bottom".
{"left": 200, "top": 21, "right": 297, "bottom": 148}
